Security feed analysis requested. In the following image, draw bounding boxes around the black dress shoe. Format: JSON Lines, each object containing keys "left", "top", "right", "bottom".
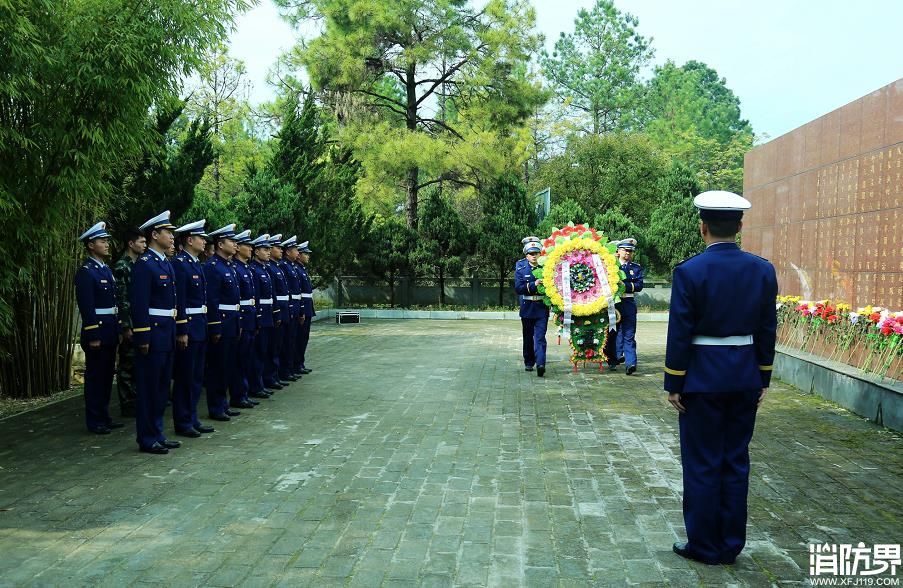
{"left": 278, "top": 380, "right": 291, "bottom": 387}
{"left": 249, "top": 391, "right": 271, "bottom": 399}
{"left": 284, "top": 374, "right": 300, "bottom": 381}
{"left": 209, "top": 413, "right": 231, "bottom": 422}
{"left": 626, "top": 365, "right": 637, "bottom": 375}
{"left": 537, "top": 366, "right": 545, "bottom": 377}
{"left": 140, "top": 442, "right": 169, "bottom": 455}
{"left": 231, "top": 401, "right": 254, "bottom": 409}
{"left": 176, "top": 428, "right": 202, "bottom": 438}
{"left": 525, "top": 366, "right": 534, "bottom": 372}
{"left": 247, "top": 399, "right": 260, "bottom": 406}
{"left": 107, "top": 422, "right": 125, "bottom": 429}
{"left": 617, "top": 356, "right": 626, "bottom": 365}
{"left": 161, "top": 440, "right": 181, "bottom": 449}
{"left": 607, "top": 363, "right": 618, "bottom": 371}
{"left": 196, "top": 424, "right": 215, "bottom": 433}
{"left": 300, "top": 367, "right": 312, "bottom": 373}
{"left": 268, "top": 382, "right": 284, "bottom": 390}
{"left": 225, "top": 409, "right": 241, "bottom": 417}
{"left": 672, "top": 542, "right": 721, "bottom": 565}
{"left": 89, "top": 426, "right": 111, "bottom": 435}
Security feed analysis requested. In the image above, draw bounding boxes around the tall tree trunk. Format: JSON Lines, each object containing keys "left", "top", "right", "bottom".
{"left": 405, "top": 63, "right": 419, "bottom": 229}
{"left": 389, "top": 272, "right": 395, "bottom": 308}
{"left": 438, "top": 266, "right": 445, "bottom": 306}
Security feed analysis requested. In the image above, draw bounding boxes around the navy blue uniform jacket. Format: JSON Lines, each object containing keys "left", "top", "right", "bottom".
{"left": 250, "top": 260, "right": 275, "bottom": 328}
{"left": 203, "top": 254, "right": 241, "bottom": 339}
{"left": 296, "top": 262, "right": 316, "bottom": 318}
{"left": 173, "top": 251, "right": 208, "bottom": 342}
{"left": 130, "top": 250, "right": 177, "bottom": 352}
{"left": 664, "top": 242, "right": 778, "bottom": 394}
{"left": 75, "top": 258, "right": 119, "bottom": 346}
{"left": 514, "top": 259, "right": 548, "bottom": 320}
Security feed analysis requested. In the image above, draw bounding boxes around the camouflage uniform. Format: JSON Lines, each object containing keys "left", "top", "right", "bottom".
{"left": 113, "top": 254, "right": 137, "bottom": 416}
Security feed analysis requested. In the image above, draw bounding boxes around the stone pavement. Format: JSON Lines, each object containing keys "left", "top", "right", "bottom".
{"left": 0, "top": 320, "right": 901, "bottom": 587}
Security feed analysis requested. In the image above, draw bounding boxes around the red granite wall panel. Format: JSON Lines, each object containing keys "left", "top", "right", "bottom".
{"left": 743, "top": 78, "right": 902, "bottom": 309}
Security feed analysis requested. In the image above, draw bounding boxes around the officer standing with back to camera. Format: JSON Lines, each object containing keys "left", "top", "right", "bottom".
{"left": 613, "top": 238, "right": 644, "bottom": 375}
{"left": 130, "top": 211, "right": 180, "bottom": 454}
{"left": 514, "top": 237, "right": 549, "bottom": 377}
{"left": 171, "top": 219, "right": 215, "bottom": 438}
{"left": 665, "top": 190, "right": 777, "bottom": 566}
{"left": 75, "top": 222, "right": 124, "bottom": 435}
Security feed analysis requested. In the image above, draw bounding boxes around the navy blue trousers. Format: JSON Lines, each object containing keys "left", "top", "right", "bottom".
{"left": 679, "top": 390, "right": 760, "bottom": 563}
{"left": 297, "top": 318, "right": 311, "bottom": 369}
{"left": 616, "top": 299, "right": 638, "bottom": 366}
{"left": 279, "top": 318, "right": 297, "bottom": 379}
{"left": 520, "top": 315, "right": 548, "bottom": 367}
{"left": 234, "top": 330, "right": 255, "bottom": 403}
{"left": 172, "top": 340, "right": 205, "bottom": 431}
{"left": 265, "top": 322, "right": 283, "bottom": 387}
{"left": 206, "top": 337, "right": 236, "bottom": 416}
{"left": 252, "top": 327, "right": 272, "bottom": 394}
{"left": 134, "top": 349, "right": 173, "bottom": 449}
{"left": 82, "top": 344, "right": 116, "bottom": 431}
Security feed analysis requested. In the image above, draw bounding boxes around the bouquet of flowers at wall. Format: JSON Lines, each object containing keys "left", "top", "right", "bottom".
{"left": 532, "top": 223, "right": 625, "bottom": 368}
{"left": 776, "top": 295, "right": 902, "bottom": 380}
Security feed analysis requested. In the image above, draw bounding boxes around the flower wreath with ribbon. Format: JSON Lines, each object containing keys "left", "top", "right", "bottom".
{"left": 531, "top": 223, "right": 626, "bottom": 367}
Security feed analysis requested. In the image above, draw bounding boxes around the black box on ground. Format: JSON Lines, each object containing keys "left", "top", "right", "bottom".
{"left": 336, "top": 311, "right": 361, "bottom": 324}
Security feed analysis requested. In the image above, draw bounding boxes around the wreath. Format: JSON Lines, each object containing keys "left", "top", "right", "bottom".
{"left": 532, "top": 223, "right": 626, "bottom": 367}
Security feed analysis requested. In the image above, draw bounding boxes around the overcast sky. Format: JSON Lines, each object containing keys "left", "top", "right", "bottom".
{"left": 228, "top": 0, "right": 903, "bottom": 141}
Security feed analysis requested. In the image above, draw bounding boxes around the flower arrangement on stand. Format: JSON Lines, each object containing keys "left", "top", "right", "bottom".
{"left": 776, "top": 295, "right": 902, "bottom": 380}
{"left": 532, "top": 223, "right": 624, "bottom": 370}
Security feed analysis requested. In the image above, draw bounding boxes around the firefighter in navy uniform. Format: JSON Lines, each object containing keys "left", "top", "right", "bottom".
{"left": 74, "top": 222, "right": 124, "bottom": 434}
{"left": 294, "top": 241, "right": 317, "bottom": 374}
{"left": 130, "top": 211, "right": 179, "bottom": 454}
{"left": 277, "top": 235, "right": 302, "bottom": 382}
{"left": 171, "top": 220, "right": 215, "bottom": 438}
{"left": 514, "top": 239, "right": 549, "bottom": 377}
{"left": 231, "top": 230, "right": 258, "bottom": 409}
{"left": 203, "top": 224, "right": 243, "bottom": 422}
{"left": 265, "top": 234, "right": 290, "bottom": 389}
{"left": 248, "top": 234, "right": 275, "bottom": 398}
{"left": 614, "top": 238, "right": 644, "bottom": 375}
{"left": 666, "top": 191, "right": 777, "bottom": 566}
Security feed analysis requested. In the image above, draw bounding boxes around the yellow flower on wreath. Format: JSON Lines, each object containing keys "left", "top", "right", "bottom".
{"left": 542, "top": 237, "right": 622, "bottom": 317}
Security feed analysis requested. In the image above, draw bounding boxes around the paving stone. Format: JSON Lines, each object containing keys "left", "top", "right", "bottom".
{"left": 0, "top": 321, "right": 899, "bottom": 585}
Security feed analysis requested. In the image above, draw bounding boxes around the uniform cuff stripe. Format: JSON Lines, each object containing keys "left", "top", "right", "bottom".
{"left": 208, "top": 321, "right": 221, "bottom": 325}
{"left": 664, "top": 367, "right": 687, "bottom": 376}
{"left": 133, "top": 327, "right": 150, "bottom": 332}
{"left": 83, "top": 324, "right": 99, "bottom": 330}
{"left": 759, "top": 365, "right": 773, "bottom": 371}
{"left": 176, "top": 320, "right": 188, "bottom": 324}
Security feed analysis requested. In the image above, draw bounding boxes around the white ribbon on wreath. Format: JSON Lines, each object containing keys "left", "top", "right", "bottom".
{"left": 560, "top": 260, "right": 573, "bottom": 327}
{"left": 591, "top": 253, "right": 618, "bottom": 332}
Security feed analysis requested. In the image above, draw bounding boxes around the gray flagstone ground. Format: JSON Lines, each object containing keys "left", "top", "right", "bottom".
{"left": 0, "top": 320, "right": 900, "bottom": 587}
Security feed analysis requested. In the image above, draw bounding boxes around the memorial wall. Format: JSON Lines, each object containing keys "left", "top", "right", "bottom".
{"left": 743, "top": 78, "right": 902, "bottom": 309}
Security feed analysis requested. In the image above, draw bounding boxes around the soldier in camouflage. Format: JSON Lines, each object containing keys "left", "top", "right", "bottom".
{"left": 113, "top": 229, "right": 147, "bottom": 417}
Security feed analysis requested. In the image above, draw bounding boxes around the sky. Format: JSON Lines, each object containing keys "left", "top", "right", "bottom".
{"left": 228, "top": 0, "right": 903, "bottom": 141}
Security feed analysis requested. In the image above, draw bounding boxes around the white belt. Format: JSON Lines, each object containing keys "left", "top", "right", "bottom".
{"left": 621, "top": 293, "right": 634, "bottom": 298}
{"left": 522, "top": 295, "right": 543, "bottom": 301}
{"left": 301, "top": 293, "right": 313, "bottom": 298}
{"left": 218, "top": 304, "right": 240, "bottom": 312}
{"left": 692, "top": 335, "right": 753, "bottom": 346}
{"left": 290, "top": 294, "right": 302, "bottom": 300}
{"left": 149, "top": 308, "right": 176, "bottom": 318}
{"left": 240, "top": 299, "right": 255, "bottom": 306}
{"left": 186, "top": 306, "right": 207, "bottom": 315}
{"left": 95, "top": 307, "right": 117, "bottom": 315}
{"left": 276, "top": 295, "right": 289, "bottom": 301}
{"left": 258, "top": 298, "right": 273, "bottom": 305}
